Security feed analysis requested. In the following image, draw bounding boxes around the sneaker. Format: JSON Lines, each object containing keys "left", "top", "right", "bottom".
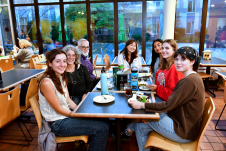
{"left": 109, "top": 131, "right": 131, "bottom": 141}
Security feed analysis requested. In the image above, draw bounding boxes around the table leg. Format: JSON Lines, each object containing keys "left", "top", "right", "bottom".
{"left": 116, "top": 118, "right": 121, "bottom": 151}
{"left": 205, "top": 67, "right": 216, "bottom": 97}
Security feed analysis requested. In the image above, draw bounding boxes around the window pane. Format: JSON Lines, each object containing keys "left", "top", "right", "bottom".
{"left": 15, "top": 6, "right": 38, "bottom": 53}
{"left": 146, "top": 1, "right": 164, "bottom": 65}
{"left": 0, "top": 7, "right": 12, "bottom": 55}
{"left": 91, "top": 3, "right": 114, "bottom": 65}
{"left": 64, "top": 3, "right": 87, "bottom": 45}
{"left": 175, "top": 0, "right": 203, "bottom": 53}
{"left": 118, "top": 2, "right": 142, "bottom": 57}
{"left": 39, "top": 5, "right": 61, "bottom": 54}
{"left": 205, "top": 0, "right": 226, "bottom": 60}
{"left": 0, "top": 0, "right": 7, "bottom": 4}
{"left": 14, "top": 0, "right": 33, "bottom": 4}
{"left": 38, "top": 0, "right": 59, "bottom": 3}
{"left": 64, "top": 0, "right": 85, "bottom": 1}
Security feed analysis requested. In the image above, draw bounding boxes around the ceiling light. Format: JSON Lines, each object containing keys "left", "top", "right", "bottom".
{"left": 211, "top": 5, "right": 215, "bottom": 7}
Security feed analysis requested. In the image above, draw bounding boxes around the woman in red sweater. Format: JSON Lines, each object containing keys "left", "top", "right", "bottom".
{"left": 148, "top": 39, "right": 184, "bottom": 101}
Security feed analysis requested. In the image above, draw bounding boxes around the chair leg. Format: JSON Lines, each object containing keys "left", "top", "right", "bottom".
{"left": 215, "top": 104, "right": 226, "bottom": 131}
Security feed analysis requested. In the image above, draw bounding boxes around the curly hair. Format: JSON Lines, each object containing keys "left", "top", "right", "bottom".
{"left": 150, "top": 39, "right": 163, "bottom": 73}
{"left": 19, "top": 39, "right": 32, "bottom": 49}
{"left": 62, "top": 45, "right": 81, "bottom": 65}
{"left": 39, "top": 49, "right": 68, "bottom": 95}
{"left": 119, "top": 39, "right": 138, "bottom": 65}
{"left": 159, "top": 39, "right": 178, "bottom": 70}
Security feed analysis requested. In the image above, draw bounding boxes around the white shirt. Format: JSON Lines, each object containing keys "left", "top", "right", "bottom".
{"left": 118, "top": 53, "right": 142, "bottom": 71}
{"left": 39, "top": 76, "right": 70, "bottom": 121}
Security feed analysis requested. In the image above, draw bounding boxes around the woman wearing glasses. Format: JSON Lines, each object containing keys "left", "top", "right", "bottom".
{"left": 63, "top": 45, "right": 93, "bottom": 105}
{"left": 118, "top": 39, "right": 142, "bottom": 71}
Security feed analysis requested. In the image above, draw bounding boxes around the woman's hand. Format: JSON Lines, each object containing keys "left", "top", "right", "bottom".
{"left": 128, "top": 100, "right": 145, "bottom": 109}
{"left": 147, "top": 84, "right": 157, "bottom": 91}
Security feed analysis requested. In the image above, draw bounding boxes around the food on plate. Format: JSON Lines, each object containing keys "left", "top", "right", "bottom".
{"left": 138, "top": 81, "right": 148, "bottom": 86}
{"left": 136, "top": 94, "right": 150, "bottom": 103}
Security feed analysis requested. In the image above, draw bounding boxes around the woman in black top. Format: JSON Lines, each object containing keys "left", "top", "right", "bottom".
{"left": 63, "top": 45, "right": 93, "bottom": 105}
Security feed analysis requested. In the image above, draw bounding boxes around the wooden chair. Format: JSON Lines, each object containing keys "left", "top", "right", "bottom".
{"left": 215, "top": 76, "right": 226, "bottom": 130}
{"left": 29, "top": 94, "right": 89, "bottom": 149}
{"left": 0, "top": 87, "right": 32, "bottom": 145}
{"left": 145, "top": 97, "right": 215, "bottom": 151}
{"left": 29, "top": 55, "right": 39, "bottom": 69}
{"left": 32, "top": 57, "right": 46, "bottom": 69}
{"left": 93, "top": 54, "right": 98, "bottom": 76}
{"left": 0, "top": 58, "right": 14, "bottom": 72}
{"left": 103, "top": 54, "right": 111, "bottom": 71}
{"left": 20, "top": 77, "right": 40, "bottom": 112}
{"left": 88, "top": 57, "right": 91, "bottom": 62}
{"left": 38, "top": 54, "right": 46, "bottom": 62}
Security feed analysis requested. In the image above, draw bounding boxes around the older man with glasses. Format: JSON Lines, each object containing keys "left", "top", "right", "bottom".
{"left": 77, "top": 39, "right": 100, "bottom": 88}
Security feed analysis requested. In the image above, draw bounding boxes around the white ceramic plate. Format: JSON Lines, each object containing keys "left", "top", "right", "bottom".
{"left": 139, "top": 86, "right": 150, "bottom": 91}
{"left": 93, "top": 95, "right": 115, "bottom": 103}
{"left": 139, "top": 73, "right": 152, "bottom": 77}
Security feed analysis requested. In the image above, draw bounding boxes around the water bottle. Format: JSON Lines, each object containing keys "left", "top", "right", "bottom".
{"left": 100, "top": 67, "right": 109, "bottom": 95}
{"left": 131, "top": 67, "right": 138, "bottom": 91}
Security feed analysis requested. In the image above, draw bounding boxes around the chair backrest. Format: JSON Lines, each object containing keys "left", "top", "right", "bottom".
{"left": 29, "top": 55, "right": 39, "bottom": 69}
{"left": 0, "top": 58, "right": 14, "bottom": 72}
{"left": 0, "top": 87, "right": 20, "bottom": 128}
{"left": 88, "top": 57, "right": 91, "bottom": 62}
{"left": 103, "top": 54, "right": 111, "bottom": 71}
{"left": 196, "top": 97, "right": 215, "bottom": 150}
{"left": 29, "top": 94, "right": 43, "bottom": 129}
{"left": 93, "top": 54, "right": 98, "bottom": 70}
{"left": 223, "top": 77, "right": 226, "bottom": 104}
{"left": 38, "top": 54, "right": 46, "bottom": 62}
{"left": 20, "top": 77, "right": 40, "bottom": 111}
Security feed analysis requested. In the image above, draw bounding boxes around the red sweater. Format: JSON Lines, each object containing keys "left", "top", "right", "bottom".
{"left": 155, "top": 64, "right": 184, "bottom": 101}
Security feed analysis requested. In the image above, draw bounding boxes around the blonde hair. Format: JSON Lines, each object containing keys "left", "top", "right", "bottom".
{"left": 63, "top": 45, "right": 81, "bottom": 65}
{"left": 19, "top": 39, "right": 32, "bottom": 49}
{"left": 44, "top": 37, "right": 53, "bottom": 44}
{"left": 159, "top": 39, "right": 178, "bottom": 70}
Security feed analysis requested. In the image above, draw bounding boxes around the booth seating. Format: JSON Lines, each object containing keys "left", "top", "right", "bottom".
{"left": 145, "top": 97, "right": 215, "bottom": 151}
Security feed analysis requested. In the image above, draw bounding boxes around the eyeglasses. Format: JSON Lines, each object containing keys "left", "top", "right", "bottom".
{"left": 81, "top": 46, "right": 90, "bottom": 49}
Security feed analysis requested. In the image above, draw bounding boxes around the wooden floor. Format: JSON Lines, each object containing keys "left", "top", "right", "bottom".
{"left": 0, "top": 87, "right": 226, "bottom": 151}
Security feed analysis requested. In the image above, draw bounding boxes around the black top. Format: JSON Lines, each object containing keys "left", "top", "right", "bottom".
{"left": 66, "top": 64, "right": 93, "bottom": 97}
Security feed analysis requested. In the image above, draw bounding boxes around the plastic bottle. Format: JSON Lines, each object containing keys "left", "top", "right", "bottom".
{"left": 131, "top": 67, "right": 138, "bottom": 91}
{"left": 100, "top": 67, "right": 109, "bottom": 95}
{"left": 120, "top": 77, "right": 124, "bottom": 91}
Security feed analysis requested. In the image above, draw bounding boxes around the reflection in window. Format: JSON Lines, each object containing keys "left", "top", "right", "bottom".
{"left": 39, "top": 5, "right": 61, "bottom": 54}
{"left": 38, "top": 0, "right": 59, "bottom": 3}
{"left": 146, "top": 1, "right": 164, "bottom": 64}
{"left": 13, "top": 0, "right": 33, "bottom": 4}
{"left": 204, "top": 0, "right": 226, "bottom": 60}
{"left": 118, "top": 2, "right": 142, "bottom": 57}
{"left": 64, "top": 3, "right": 87, "bottom": 45}
{"left": 175, "top": 0, "right": 203, "bottom": 53}
{"left": 15, "top": 6, "right": 38, "bottom": 53}
{"left": 0, "top": 7, "right": 12, "bottom": 55}
{"left": 0, "top": 0, "right": 7, "bottom": 4}
{"left": 91, "top": 3, "right": 114, "bottom": 65}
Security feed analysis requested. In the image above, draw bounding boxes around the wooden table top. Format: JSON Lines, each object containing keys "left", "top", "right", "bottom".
{"left": 0, "top": 69, "right": 45, "bottom": 91}
{"left": 72, "top": 92, "right": 160, "bottom": 119}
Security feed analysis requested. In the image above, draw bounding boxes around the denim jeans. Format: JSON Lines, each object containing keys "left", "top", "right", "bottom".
{"left": 50, "top": 117, "right": 109, "bottom": 151}
{"left": 71, "top": 95, "right": 83, "bottom": 105}
{"left": 134, "top": 113, "right": 191, "bottom": 151}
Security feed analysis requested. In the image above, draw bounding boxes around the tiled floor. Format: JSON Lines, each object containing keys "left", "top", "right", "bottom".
{"left": 0, "top": 88, "right": 226, "bottom": 151}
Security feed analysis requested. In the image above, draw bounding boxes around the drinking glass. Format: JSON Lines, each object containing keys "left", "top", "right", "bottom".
{"left": 108, "top": 87, "right": 114, "bottom": 96}
{"left": 125, "top": 83, "right": 132, "bottom": 98}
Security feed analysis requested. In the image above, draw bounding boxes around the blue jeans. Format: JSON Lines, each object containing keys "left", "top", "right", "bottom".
{"left": 50, "top": 117, "right": 109, "bottom": 151}
{"left": 133, "top": 114, "right": 191, "bottom": 151}
{"left": 71, "top": 95, "right": 83, "bottom": 105}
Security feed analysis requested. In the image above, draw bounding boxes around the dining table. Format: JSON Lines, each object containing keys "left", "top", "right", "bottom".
{"left": 199, "top": 57, "right": 226, "bottom": 97}
{"left": 112, "top": 56, "right": 146, "bottom": 66}
{"left": 0, "top": 69, "right": 45, "bottom": 91}
{"left": 72, "top": 92, "right": 160, "bottom": 151}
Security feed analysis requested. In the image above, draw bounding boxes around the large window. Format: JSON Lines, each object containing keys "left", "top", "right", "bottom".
{"left": 91, "top": 2, "right": 114, "bottom": 65}
{"left": 0, "top": 7, "right": 13, "bottom": 55}
{"left": 175, "top": 0, "right": 203, "bottom": 53}
{"left": 204, "top": 0, "right": 226, "bottom": 60}
{"left": 146, "top": 0, "right": 164, "bottom": 65}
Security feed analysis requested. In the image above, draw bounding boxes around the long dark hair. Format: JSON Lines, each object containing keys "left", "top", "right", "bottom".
{"left": 119, "top": 39, "right": 138, "bottom": 64}
{"left": 40, "top": 49, "right": 68, "bottom": 95}
{"left": 159, "top": 39, "right": 178, "bottom": 70}
{"left": 150, "top": 39, "right": 163, "bottom": 73}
